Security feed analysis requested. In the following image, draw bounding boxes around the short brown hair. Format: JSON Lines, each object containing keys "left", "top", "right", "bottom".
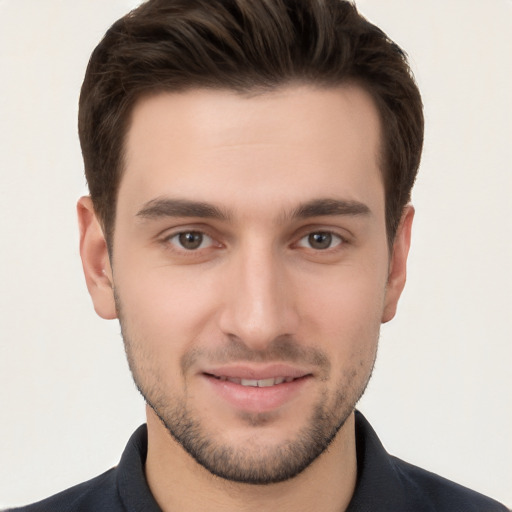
{"left": 79, "top": 0, "right": 423, "bottom": 245}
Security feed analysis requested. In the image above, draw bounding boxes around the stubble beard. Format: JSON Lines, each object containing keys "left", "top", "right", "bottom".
{"left": 118, "top": 312, "right": 376, "bottom": 485}
{"left": 141, "top": 378, "right": 355, "bottom": 485}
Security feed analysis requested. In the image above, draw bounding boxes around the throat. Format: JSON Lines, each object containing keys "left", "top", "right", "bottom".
{"left": 144, "top": 405, "right": 358, "bottom": 512}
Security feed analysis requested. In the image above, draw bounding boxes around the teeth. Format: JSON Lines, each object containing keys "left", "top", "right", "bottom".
{"left": 257, "top": 378, "right": 276, "bottom": 387}
{"left": 223, "top": 377, "right": 293, "bottom": 387}
{"left": 240, "top": 379, "right": 259, "bottom": 386}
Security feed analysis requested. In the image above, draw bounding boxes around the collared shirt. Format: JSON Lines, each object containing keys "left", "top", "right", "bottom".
{"left": 9, "top": 411, "right": 509, "bottom": 511}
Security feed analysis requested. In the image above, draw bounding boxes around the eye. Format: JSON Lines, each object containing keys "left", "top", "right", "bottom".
{"left": 297, "top": 231, "right": 343, "bottom": 250}
{"left": 168, "top": 231, "right": 213, "bottom": 251}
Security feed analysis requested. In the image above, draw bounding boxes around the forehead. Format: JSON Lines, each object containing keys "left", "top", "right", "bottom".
{"left": 119, "top": 85, "right": 384, "bottom": 218}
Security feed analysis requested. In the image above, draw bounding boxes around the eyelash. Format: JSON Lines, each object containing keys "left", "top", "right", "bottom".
{"left": 162, "top": 230, "right": 220, "bottom": 253}
{"left": 296, "top": 231, "right": 345, "bottom": 251}
{"left": 160, "top": 228, "right": 347, "bottom": 254}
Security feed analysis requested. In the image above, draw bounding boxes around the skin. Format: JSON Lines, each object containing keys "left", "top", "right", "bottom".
{"left": 78, "top": 85, "right": 413, "bottom": 512}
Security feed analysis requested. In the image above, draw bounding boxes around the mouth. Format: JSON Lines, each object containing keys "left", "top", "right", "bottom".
{"left": 204, "top": 374, "right": 305, "bottom": 387}
{"left": 200, "top": 365, "right": 313, "bottom": 413}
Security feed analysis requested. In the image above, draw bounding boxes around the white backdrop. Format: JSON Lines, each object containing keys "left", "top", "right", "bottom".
{"left": 0, "top": 0, "right": 510, "bottom": 508}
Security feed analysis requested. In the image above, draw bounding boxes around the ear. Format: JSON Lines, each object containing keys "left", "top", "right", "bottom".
{"left": 77, "top": 196, "right": 117, "bottom": 320}
{"left": 381, "top": 205, "right": 414, "bottom": 323}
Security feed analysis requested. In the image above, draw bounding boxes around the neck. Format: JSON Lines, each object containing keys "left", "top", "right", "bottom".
{"left": 144, "top": 407, "right": 358, "bottom": 512}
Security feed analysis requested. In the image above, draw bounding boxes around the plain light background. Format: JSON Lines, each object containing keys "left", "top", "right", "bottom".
{"left": 0, "top": 0, "right": 510, "bottom": 508}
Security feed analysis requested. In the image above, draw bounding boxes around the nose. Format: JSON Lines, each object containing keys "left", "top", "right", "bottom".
{"left": 218, "top": 242, "right": 299, "bottom": 350}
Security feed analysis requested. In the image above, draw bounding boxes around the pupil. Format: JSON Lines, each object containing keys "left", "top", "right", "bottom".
{"left": 309, "top": 232, "right": 332, "bottom": 250}
{"left": 179, "top": 232, "right": 203, "bottom": 250}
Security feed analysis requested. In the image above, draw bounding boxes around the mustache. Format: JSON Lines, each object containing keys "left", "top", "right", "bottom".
{"left": 181, "top": 335, "right": 331, "bottom": 376}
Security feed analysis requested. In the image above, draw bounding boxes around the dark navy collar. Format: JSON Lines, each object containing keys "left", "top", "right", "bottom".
{"left": 115, "top": 412, "right": 507, "bottom": 512}
{"left": 116, "top": 424, "right": 162, "bottom": 512}
{"left": 346, "top": 410, "right": 409, "bottom": 511}
{"left": 114, "top": 412, "right": 400, "bottom": 512}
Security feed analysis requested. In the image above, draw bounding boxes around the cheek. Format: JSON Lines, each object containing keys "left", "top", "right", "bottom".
{"left": 115, "top": 268, "right": 221, "bottom": 393}
{"left": 114, "top": 262, "right": 221, "bottom": 348}
{"left": 297, "top": 262, "right": 387, "bottom": 359}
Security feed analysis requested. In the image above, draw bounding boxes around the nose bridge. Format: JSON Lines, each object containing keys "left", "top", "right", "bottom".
{"left": 219, "top": 236, "right": 296, "bottom": 348}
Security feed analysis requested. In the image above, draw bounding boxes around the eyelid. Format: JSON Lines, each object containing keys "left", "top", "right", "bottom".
{"left": 298, "top": 230, "right": 345, "bottom": 245}
{"left": 168, "top": 231, "right": 214, "bottom": 250}
{"left": 156, "top": 222, "right": 219, "bottom": 240}
{"left": 155, "top": 223, "right": 352, "bottom": 253}
{"left": 158, "top": 224, "right": 224, "bottom": 253}
{"left": 291, "top": 224, "right": 352, "bottom": 245}
{"left": 296, "top": 231, "right": 345, "bottom": 250}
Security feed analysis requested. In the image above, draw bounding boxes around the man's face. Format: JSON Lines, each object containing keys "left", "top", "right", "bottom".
{"left": 83, "top": 85, "right": 411, "bottom": 483}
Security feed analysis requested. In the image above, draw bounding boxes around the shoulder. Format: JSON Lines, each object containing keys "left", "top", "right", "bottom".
{"left": 390, "top": 455, "right": 509, "bottom": 512}
{"left": 6, "top": 468, "right": 121, "bottom": 512}
{"left": 351, "top": 411, "right": 509, "bottom": 511}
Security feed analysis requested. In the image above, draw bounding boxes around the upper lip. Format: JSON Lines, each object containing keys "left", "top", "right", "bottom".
{"left": 202, "top": 364, "right": 312, "bottom": 381}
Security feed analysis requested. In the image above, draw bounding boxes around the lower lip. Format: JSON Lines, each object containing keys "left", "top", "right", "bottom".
{"left": 203, "top": 374, "right": 311, "bottom": 413}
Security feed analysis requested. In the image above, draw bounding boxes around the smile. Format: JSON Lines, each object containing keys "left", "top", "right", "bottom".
{"left": 202, "top": 367, "right": 312, "bottom": 413}
{"left": 208, "top": 375, "right": 297, "bottom": 387}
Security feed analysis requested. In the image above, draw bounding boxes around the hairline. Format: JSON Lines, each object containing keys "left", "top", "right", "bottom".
{"left": 102, "top": 79, "right": 396, "bottom": 255}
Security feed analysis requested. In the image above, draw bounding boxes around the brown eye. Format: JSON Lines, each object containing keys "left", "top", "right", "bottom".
{"left": 298, "top": 232, "right": 342, "bottom": 250}
{"left": 172, "top": 231, "right": 209, "bottom": 250}
{"left": 308, "top": 232, "right": 332, "bottom": 249}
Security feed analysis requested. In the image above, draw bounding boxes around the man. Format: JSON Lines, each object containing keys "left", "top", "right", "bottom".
{"left": 9, "top": 0, "right": 509, "bottom": 511}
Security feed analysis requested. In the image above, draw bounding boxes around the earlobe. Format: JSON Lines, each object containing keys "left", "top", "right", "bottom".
{"left": 381, "top": 205, "right": 414, "bottom": 323}
{"left": 77, "top": 196, "right": 117, "bottom": 320}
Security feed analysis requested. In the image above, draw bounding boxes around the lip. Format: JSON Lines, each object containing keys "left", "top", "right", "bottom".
{"left": 203, "top": 363, "right": 311, "bottom": 381}
{"left": 201, "top": 364, "right": 313, "bottom": 413}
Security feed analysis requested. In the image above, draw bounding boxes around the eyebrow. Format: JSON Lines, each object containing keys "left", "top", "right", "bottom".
{"left": 290, "top": 198, "right": 371, "bottom": 219}
{"left": 136, "top": 198, "right": 231, "bottom": 221}
{"left": 136, "top": 197, "right": 371, "bottom": 222}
